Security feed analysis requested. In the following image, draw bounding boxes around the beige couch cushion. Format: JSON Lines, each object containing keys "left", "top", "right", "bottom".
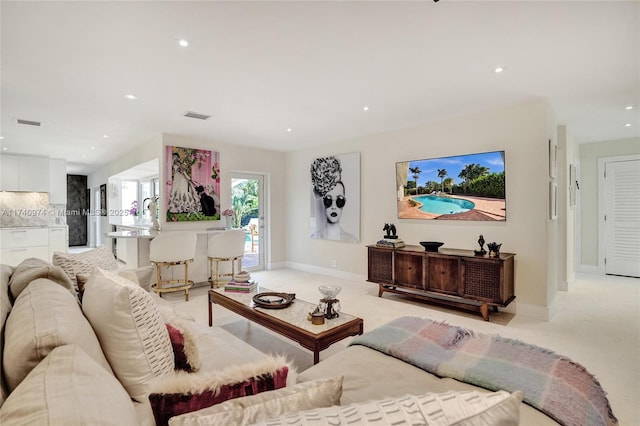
{"left": 7, "top": 257, "right": 76, "bottom": 301}
{"left": 3, "top": 278, "right": 113, "bottom": 392}
{"left": 298, "top": 345, "right": 559, "bottom": 426}
{"left": 168, "top": 376, "right": 343, "bottom": 426}
{"left": 255, "top": 390, "right": 522, "bottom": 426}
{"left": 0, "top": 344, "right": 137, "bottom": 425}
{"left": 0, "top": 264, "right": 15, "bottom": 407}
{"left": 82, "top": 267, "right": 174, "bottom": 402}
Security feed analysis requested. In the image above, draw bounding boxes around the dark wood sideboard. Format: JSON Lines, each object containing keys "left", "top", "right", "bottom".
{"left": 367, "top": 245, "right": 515, "bottom": 321}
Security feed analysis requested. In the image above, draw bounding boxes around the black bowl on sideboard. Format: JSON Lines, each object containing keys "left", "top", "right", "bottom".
{"left": 419, "top": 241, "right": 444, "bottom": 252}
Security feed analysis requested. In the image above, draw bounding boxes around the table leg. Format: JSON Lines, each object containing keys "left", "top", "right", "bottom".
{"left": 208, "top": 295, "right": 213, "bottom": 327}
{"left": 313, "top": 349, "right": 320, "bottom": 365}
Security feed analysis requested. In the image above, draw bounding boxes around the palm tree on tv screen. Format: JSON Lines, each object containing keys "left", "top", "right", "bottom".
{"left": 409, "top": 166, "right": 422, "bottom": 194}
{"left": 437, "top": 169, "right": 447, "bottom": 193}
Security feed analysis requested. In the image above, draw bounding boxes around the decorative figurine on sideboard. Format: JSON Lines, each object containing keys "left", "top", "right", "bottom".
{"left": 487, "top": 242, "right": 502, "bottom": 257}
{"left": 383, "top": 223, "right": 397, "bottom": 239}
{"left": 377, "top": 223, "right": 405, "bottom": 248}
{"left": 474, "top": 234, "right": 487, "bottom": 256}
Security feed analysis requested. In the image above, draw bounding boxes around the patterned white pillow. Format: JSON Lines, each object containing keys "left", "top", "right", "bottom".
{"left": 53, "top": 246, "right": 119, "bottom": 291}
{"left": 256, "top": 390, "right": 523, "bottom": 426}
{"left": 168, "top": 376, "right": 343, "bottom": 426}
{"left": 82, "top": 267, "right": 174, "bottom": 402}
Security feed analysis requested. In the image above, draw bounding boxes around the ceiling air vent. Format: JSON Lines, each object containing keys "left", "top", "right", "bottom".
{"left": 16, "top": 118, "right": 42, "bottom": 127}
{"left": 183, "top": 111, "right": 211, "bottom": 120}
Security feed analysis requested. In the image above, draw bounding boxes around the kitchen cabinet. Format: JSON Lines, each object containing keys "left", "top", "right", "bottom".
{"left": 0, "top": 154, "right": 49, "bottom": 192}
{"left": 48, "top": 226, "right": 68, "bottom": 259}
{"left": 367, "top": 245, "right": 515, "bottom": 321}
{"left": 0, "top": 227, "right": 49, "bottom": 266}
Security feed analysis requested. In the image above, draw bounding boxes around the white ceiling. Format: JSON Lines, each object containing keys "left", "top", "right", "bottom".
{"left": 1, "top": 1, "right": 638, "bottom": 174}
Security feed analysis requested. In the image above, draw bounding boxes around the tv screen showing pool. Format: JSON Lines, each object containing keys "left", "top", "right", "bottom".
{"left": 396, "top": 150, "right": 506, "bottom": 221}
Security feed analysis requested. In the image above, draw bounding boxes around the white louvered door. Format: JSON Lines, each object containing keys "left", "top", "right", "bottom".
{"left": 604, "top": 159, "right": 640, "bottom": 277}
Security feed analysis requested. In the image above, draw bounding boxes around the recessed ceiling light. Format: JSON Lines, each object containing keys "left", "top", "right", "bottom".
{"left": 91, "top": 146, "right": 95, "bottom": 150}
{"left": 363, "top": 106, "right": 369, "bottom": 111}
{"left": 124, "top": 94, "right": 138, "bottom": 100}
{"left": 625, "top": 105, "right": 635, "bottom": 110}
{"left": 0, "top": 136, "right": 4, "bottom": 139}
{"left": 494, "top": 66, "right": 505, "bottom": 73}
{"left": 178, "top": 39, "right": 189, "bottom": 47}
{"left": 82, "top": 154, "right": 86, "bottom": 158}
{"left": 103, "top": 134, "right": 108, "bottom": 138}
{"left": 625, "top": 123, "right": 632, "bottom": 127}
{"left": 2, "top": 147, "right": 7, "bottom": 151}
{"left": 286, "top": 128, "right": 292, "bottom": 132}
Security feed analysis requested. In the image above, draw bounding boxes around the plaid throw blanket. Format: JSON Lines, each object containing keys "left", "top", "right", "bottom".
{"left": 350, "top": 317, "right": 617, "bottom": 426}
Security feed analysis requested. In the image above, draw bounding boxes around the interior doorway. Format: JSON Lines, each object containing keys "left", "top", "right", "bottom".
{"left": 231, "top": 173, "right": 266, "bottom": 272}
{"left": 600, "top": 155, "right": 640, "bottom": 278}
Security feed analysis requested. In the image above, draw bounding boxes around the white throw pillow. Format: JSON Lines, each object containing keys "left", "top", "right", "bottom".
{"left": 255, "top": 390, "right": 522, "bottom": 426}
{"left": 0, "top": 344, "right": 138, "bottom": 425}
{"left": 168, "top": 376, "right": 343, "bottom": 426}
{"left": 82, "top": 267, "right": 174, "bottom": 402}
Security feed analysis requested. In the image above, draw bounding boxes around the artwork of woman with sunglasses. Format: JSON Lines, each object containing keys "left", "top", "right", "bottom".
{"left": 310, "top": 156, "right": 358, "bottom": 242}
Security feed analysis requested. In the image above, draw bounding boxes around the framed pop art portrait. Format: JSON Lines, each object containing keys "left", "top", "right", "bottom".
{"left": 310, "top": 152, "right": 360, "bottom": 243}
{"left": 164, "top": 146, "right": 221, "bottom": 222}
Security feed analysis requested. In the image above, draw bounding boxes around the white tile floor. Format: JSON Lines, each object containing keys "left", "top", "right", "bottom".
{"left": 162, "top": 269, "right": 638, "bottom": 425}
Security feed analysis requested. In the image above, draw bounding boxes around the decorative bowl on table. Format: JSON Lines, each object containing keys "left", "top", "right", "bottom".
{"left": 233, "top": 271, "right": 251, "bottom": 282}
{"left": 318, "top": 285, "right": 342, "bottom": 299}
{"left": 420, "top": 241, "right": 444, "bottom": 252}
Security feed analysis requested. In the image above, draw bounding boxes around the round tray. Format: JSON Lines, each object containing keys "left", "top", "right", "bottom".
{"left": 252, "top": 292, "right": 295, "bottom": 309}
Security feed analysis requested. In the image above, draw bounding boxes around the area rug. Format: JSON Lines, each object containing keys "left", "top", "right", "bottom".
{"left": 350, "top": 316, "right": 617, "bottom": 426}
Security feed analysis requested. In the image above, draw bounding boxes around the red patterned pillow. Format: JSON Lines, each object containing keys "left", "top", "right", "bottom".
{"left": 165, "top": 323, "right": 200, "bottom": 372}
{"left": 148, "top": 356, "right": 290, "bottom": 426}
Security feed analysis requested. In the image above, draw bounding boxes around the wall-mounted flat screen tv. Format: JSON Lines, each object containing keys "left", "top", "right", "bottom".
{"left": 396, "top": 150, "right": 506, "bottom": 221}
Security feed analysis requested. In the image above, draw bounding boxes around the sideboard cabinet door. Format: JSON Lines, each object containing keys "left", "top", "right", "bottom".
{"left": 394, "top": 251, "right": 424, "bottom": 290}
{"left": 426, "top": 255, "right": 461, "bottom": 296}
{"left": 367, "top": 247, "right": 393, "bottom": 284}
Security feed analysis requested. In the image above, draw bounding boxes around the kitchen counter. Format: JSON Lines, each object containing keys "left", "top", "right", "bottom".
{"left": 106, "top": 230, "right": 158, "bottom": 239}
{"left": 105, "top": 227, "right": 233, "bottom": 282}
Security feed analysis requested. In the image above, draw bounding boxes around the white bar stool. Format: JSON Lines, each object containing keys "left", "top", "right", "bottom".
{"left": 150, "top": 232, "right": 197, "bottom": 301}
{"left": 207, "top": 229, "right": 246, "bottom": 288}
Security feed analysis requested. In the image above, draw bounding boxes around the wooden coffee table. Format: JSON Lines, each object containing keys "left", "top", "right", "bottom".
{"left": 208, "top": 287, "right": 364, "bottom": 364}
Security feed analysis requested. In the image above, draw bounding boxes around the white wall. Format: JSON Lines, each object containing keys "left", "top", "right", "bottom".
{"left": 579, "top": 137, "right": 640, "bottom": 269}
{"left": 87, "top": 135, "right": 162, "bottom": 248}
{"left": 286, "top": 99, "right": 557, "bottom": 319}
{"left": 92, "top": 100, "right": 562, "bottom": 319}
{"left": 88, "top": 133, "right": 288, "bottom": 267}
{"left": 158, "top": 134, "right": 288, "bottom": 267}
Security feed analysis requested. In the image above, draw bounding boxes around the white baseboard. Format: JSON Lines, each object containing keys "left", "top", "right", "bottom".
{"left": 579, "top": 264, "right": 603, "bottom": 275}
{"left": 266, "top": 261, "right": 287, "bottom": 270}
{"left": 512, "top": 302, "right": 553, "bottom": 321}
{"left": 558, "top": 280, "right": 569, "bottom": 292}
{"left": 285, "top": 261, "right": 365, "bottom": 283}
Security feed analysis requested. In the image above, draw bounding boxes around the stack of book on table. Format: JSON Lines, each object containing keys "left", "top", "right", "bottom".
{"left": 224, "top": 280, "right": 257, "bottom": 293}
{"left": 376, "top": 238, "right": 405, "bottom": 248}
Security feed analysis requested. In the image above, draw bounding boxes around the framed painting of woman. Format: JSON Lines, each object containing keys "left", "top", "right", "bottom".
{"left": 164, "top": 146, "right": 220, "bottom": 222}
